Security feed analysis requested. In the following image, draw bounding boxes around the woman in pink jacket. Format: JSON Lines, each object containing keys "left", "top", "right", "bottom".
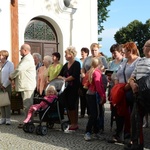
{"left": 84, "top": 57, "right": 106, "bottom": 141}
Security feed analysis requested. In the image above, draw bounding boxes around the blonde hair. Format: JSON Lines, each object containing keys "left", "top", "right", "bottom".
{"left": 46, "top": 85, "right": 57, "bottom": 95}
{"left": 88, "top": 58, "right": 102, "bottom": 83}
{"left": 0, "top": 50, "right": 9, "bottom": 59}
{"left": 65, "top": 46, "right": 77, "bottom": 57}
{"left": 90, "top": 43, "right": 101, "bottom": 50}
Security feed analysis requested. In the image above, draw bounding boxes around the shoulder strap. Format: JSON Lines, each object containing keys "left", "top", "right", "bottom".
{"left": 123, "top": 62, "right": 127, "bottom": 83}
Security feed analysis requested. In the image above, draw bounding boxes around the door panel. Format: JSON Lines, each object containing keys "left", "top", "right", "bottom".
{"left": 43, "top": 43, "right": 57, "bottom": 56}
{"left": 25, "top": 42, "right": 42, "bottom": 54}
{"left": 25, "top": 42, "right": 57, "bottom": 58}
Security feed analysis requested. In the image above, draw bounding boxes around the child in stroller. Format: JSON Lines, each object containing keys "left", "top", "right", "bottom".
{"left": 23, "top": 78, "right": 69, "bottom": 135}
{"left": 23, "top": 85, "right": 57, "bottom": 123}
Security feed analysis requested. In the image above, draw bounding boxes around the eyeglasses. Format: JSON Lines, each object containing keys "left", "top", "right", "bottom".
{"left": 122, "top": 50, "right": 129, "bottom": 53}
{"left": 145, "top": 45, "right": 150, "bottom": 47}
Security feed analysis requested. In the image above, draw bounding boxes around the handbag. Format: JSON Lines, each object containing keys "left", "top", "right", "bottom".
{"left": 137, "top": 75, "right": 150, "bottom": 91}
{"left": 136, "top": 75, "right": 150, "bottom": 113}
{"left": 0, "top": 91, "right": 10, "bottom": 107}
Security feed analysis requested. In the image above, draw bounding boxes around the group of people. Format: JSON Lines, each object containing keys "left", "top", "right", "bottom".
{"left": 0, "top": 40, "right": 149, "bottom": 150}
{"left": 106, "top": 41, "right": 150, "bottom": 150}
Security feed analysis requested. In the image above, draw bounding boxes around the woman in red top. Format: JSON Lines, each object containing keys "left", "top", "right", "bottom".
{"left": 84, "top": 58, "right": 106, "bottom": 141}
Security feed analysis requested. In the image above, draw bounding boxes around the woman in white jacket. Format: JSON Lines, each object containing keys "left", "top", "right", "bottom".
{"left": 0, "top": 50, "right": 14, "bottom": 125}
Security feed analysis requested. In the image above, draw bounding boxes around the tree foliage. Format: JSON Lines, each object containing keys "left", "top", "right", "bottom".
{"left": 114, "top": 19, "right": 150, "bottom": 56}
{"left": 98, "top": 0, "right": 114, "bottom": 41}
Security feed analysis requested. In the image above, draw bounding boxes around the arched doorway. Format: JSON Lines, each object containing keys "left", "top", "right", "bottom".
{"left": 24, "top": 17, "right": 58, "bottom": 58}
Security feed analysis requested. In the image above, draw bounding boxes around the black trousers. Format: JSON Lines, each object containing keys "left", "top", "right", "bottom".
{"left": 85, "top": 94, "right": 99, "bottom": 134}
{"left": 79, "top": 86, "right": 89, "bottom": 116}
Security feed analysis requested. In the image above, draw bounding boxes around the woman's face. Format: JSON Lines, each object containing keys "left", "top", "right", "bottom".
{"left": 65, "top": 52, "right": 72, "bottom": 61}
{"left": 0, "top": 54, "right": 6, "bottom": 63}
{"left": 43, "top": 58, "right": 49, "bottom": 66}
{"left": 122, "top": 49, "right": 131, "bottom": 58}
{"left": 91, "top": 46, "right": 99, "bottom": 57}
{"left": 143, "top": 46, "right": 150, "bottom": 57}
{"left": 33, "top": 56, "right": 39, "bottom": 65}
{"left": 112, "top": 50, "right": 122, "bottom": 59}
{"left": 52, "top": 55, "right": 58, "bottom": 62}
{"left": 81, "top": 51, "right": 88, "bottom": 59}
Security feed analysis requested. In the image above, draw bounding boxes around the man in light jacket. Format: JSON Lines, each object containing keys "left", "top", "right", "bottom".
{"left": 9, "top": 44, "right": 36, "bottom": 128}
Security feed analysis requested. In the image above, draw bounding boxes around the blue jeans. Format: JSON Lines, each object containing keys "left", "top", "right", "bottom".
{"left": 85, "top": 94, "right": 99, "bottom": 134}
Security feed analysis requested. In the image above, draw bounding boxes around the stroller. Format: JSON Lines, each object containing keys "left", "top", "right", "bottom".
{"left": 23, "top": 78, "right": 69, "bottom": 135}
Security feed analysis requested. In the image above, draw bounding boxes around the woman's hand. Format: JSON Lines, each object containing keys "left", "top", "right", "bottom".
{"left": 58, "top": 76, "right": 66, "bottom": 81}
{"left": 124, "top": 83, "right": 131, "bottom": 91}
{"left": 80, "top": 73, "right": 85, "bottom": 78}
{"left": 129, "top": 78, "right": 138, "bottom": 93}
{"left": 0, "top": 85, "right": 6, "bottom": 92}
{"left": 100, "top": 97, "right": 106, "bottom": 105}
{"left": 131, "top": 82, "right": 139, "bottom": 93}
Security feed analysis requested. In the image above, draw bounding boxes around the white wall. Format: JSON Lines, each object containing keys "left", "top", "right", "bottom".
{"left": 72, "top": 0, "right": 98, "bottom": 58}
{"left": 0, "top": 0, "right": 98, "bottom": 63}
{"left": 0, "top": 0, "right": 12, "bottom": 60}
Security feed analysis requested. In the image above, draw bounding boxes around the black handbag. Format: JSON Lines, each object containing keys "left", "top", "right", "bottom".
{"left": 137, "top": 75, "right": 150, "bottom": 91}
{"left": 136, "top": 75, "right": 150, "bottom": 113}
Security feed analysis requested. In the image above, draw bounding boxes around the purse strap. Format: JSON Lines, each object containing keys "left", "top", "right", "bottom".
{"left": 123, "top": 62, "right": 127, "bottom": 83}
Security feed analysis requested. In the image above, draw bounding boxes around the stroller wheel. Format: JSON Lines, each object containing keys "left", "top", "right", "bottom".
{"left": 41, "top": 126, "right": 48, "bottom": 136}
{"left": 23, "top": 123, "right": 29, "bottom": 133}
{"left": 46, "top": 122, "right": 54, "bottom": 129}
{"left": 36, "top": 125, "right": 42, "bottom": 135}
{"left": 61, "top": 121, "right": 69, "bottom": 131}
{"left": 28, "top": 124, "right": 35, "bottom": 133}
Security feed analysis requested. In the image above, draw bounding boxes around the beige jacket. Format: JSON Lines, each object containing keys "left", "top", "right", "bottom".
{"left": 10, "top": 53, "right": 36, "bottom": 91}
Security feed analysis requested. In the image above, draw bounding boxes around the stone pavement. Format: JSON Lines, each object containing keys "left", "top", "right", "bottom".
{"left": 0, "top": 102, "right": 149, "bottom": 150}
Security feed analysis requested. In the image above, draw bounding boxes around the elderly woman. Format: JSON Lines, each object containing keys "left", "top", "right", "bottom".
{"left": 125, "top": 40, "right": 150, "bottom": 150}
{"left": 37, "top": 55, "right": 52, "bottom": 96}
{"left": 0, "top": 50, "right": 14, "bottom": 125}
{"left": 58, "top": 46, "right": 80, "bottom": 132}
{"left": 32, "top": 53, "right": 42, "bottom": 70}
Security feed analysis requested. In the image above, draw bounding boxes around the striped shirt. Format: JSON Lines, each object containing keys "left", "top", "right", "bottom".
{"left": 131, "top": 57, "right": 150, "bottom": 80}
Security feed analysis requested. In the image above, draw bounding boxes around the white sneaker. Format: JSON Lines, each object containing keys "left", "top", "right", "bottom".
{"left": 6, "top": 118, "right": 11, "bottom": 125}
{"left": 84, "top": 132, "right": 91, "bottom": 141}
{"left": 0, "top": 118, "right": 6, "bottom": 125}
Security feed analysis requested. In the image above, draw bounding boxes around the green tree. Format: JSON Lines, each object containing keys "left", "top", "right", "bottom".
{"left": 114, "top": 19, "right": 150, "bottom": 56}
{"left": 98, "top": 0, "right": 114, "bottom": 41}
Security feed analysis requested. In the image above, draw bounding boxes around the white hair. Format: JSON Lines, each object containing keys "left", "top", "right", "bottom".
{"left": 32, "top": 53, "right": 42, "bottom": 61}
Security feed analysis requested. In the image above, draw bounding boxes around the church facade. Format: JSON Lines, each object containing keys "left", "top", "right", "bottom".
{"left": 0, "top": 0, "right": 98, "bottom": 66}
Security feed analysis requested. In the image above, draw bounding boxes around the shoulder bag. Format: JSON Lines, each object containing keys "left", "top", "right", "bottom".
{"left": 0, "top": 61, "right": 10, "bottom": 107}
{"left": 0, "top": 91, "right": 10, "bottom": 107}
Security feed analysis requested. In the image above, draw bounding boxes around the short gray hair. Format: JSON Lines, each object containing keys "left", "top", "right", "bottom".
{"left": 44, "top": 55, "right": 52, "bottom": 64}
{"left": 32, "top": 53, "right": 42, "bottom": 61}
